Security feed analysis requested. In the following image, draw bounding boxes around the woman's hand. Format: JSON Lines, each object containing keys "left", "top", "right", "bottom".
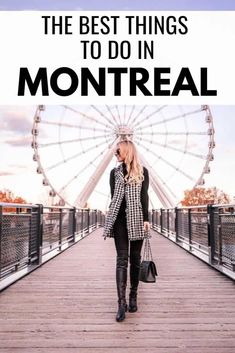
{"left": 143, "top": 221, "right": 150, "bottom": 232}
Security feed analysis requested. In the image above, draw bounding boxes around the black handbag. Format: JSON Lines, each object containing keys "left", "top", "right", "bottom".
{"left": 139, "top": 237, "right": 158, "bottom": 283}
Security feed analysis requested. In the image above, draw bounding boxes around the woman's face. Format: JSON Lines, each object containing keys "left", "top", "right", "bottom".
{"left": 115, "top": 144, "right": 126, "bottom": 162}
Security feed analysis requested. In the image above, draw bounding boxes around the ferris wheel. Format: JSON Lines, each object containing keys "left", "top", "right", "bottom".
{"left": 31, "top": 105, "right": 215, "bottom": 210}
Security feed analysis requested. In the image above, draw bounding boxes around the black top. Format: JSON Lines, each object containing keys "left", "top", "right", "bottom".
{"left": 109, "top": 163, "right": 149, "bottom": 221}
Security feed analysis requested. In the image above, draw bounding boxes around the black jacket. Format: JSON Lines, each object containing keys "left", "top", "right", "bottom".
{"left": 109, "top": 163, "right": 149, "bottom": 221}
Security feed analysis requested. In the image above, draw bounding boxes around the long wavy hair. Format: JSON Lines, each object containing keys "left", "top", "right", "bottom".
{"left": 117, "top": 140, "right": 144, "bottom": 184}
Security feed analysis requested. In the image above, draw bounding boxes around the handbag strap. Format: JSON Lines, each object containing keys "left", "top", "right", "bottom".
{"left": 143, "top": 237, "right": 153, "bottom": 261}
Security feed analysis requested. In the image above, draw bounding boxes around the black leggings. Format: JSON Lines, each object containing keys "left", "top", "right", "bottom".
{"left": 113, "top": 218, "right": 143, "bottom": 268}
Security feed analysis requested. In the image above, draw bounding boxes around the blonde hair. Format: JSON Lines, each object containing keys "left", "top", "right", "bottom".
{"left": 117, "top": 140, "right": 144, "bottom": 184}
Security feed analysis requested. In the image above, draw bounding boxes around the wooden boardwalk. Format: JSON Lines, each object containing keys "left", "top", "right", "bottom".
{"left": 0, "top": 228, "right": 235, "bottom": 353}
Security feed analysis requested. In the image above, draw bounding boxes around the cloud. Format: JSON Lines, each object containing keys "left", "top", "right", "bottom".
{"left": 0, "top": 164, "right": 30, "bottom": 178}
{"left": 4, "top": 136, "right": 32, "bottom": 147}
{"left": 9, "top": 164, "right": 29, "bottom": 169}
{"left": 0, "top": 171, "right": 14, "bottom": 176}
{"left": 0, "top": 110, "right": 32, "bottom": 135}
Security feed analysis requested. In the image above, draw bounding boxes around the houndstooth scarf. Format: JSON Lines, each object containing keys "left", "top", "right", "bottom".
{"left": 103, "top": 164, "right": 145, "bottom": 241}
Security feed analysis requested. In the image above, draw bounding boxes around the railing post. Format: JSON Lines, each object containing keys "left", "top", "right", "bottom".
{"left": 175, "top": 207, "right": 178, "bottom": 242}
{"left": 0, "top": 205, "right": 2, "bottom": 277}
{"left": 188, "top": 208, "right": 192, "bottom": 250}
{"left": 81, "top": 209, "right": 84, "bottom": 236}
{"left": 151, "top": 209, "right": 154, "bottom": 229}
{"left": 167, "top": 209, "right": 170, "bottom": 235}
{"left": 100, "top": 211, "right": 102, "bottom": 227}
{"left": 72, "top": 207, "right": 76, "bottom": 242}
{"left": 99, "top": 211, "right": 103, "bottom": 227}
{"left": 59, "top": 208, "right": 62, "bottom": 251}
{"left": 96, "top": 210, "right": 98, "bottom": 228}
{"left": 87, "top": 208, "right": 90, "bottom": 233}
{"left": 207, "top": 204, "right": 216, "bottom": 265}
{"left": 95, "top": 209, "right": 98, "bottom": 229}
{"left": 217, "top": 208, "right": 223, "bottom": 266}
{"left": 160, "top": 208, "right": 163, "bottom": 234}
{"left": 98, "top": 210, "right": 101, "bottom": 227}
{"left": 36, "top": 204, "right": 43, "bottom": 265}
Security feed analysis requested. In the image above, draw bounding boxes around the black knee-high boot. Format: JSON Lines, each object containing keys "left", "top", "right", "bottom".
{"left": 116, "top": 254, "right": 128, "bottom": 322}
{"left": 129, "top": 253, "right": 141, "bottom": 313}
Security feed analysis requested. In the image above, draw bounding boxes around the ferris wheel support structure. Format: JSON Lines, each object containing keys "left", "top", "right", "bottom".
{"left": 74, "top": 139, "right": 119, "bottom": 207}
{"left": 140, "top": 153, "right": 175, "bottom": 208}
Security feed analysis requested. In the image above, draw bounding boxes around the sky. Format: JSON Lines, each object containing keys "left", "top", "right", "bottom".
{"left": 0, "top": 0, "right": 235, "bottom": 11}
{"left": 0, "top": 1, "right": 235, "bottom": 208}
{"left": 0, "top": 105, "right": 235, "bottom": 209}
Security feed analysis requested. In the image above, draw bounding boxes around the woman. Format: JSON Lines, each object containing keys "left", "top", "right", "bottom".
{"left": 103, "top": 139, "right": 150, "bottom": 322}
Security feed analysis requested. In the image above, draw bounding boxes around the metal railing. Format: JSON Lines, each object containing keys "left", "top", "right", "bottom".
{"left": 0, "top": 202, "right": 105, "bottom": 291}
{"left": 151, "top": 204, "right": 235, "bottom": 281}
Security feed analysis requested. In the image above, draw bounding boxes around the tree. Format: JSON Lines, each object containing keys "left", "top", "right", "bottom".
{"left": 181, "top": 187, "right": 231, "bottom": 206}
{"left": 0, "top": 189, "right": 27, "bottom": 204}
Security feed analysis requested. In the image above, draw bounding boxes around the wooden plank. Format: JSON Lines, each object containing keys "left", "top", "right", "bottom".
{"left": 0, "top": 349, "right": 235, "bottom": 353}
{"left": 0, "top": 229, "right": 235, "bottom": 352}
